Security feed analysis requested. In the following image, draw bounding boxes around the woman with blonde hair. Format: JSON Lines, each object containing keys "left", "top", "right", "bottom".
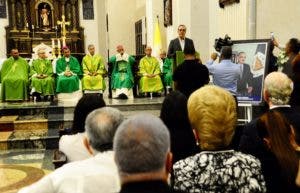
{"left": 173, "top": 85, "right": 266, "bottom": 193}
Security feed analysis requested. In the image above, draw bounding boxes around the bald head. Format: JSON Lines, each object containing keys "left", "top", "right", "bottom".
{"left": 264, "top": 72, "right": 293, "bottom": 105}
{"left": 113, "top": 113, "right": 170, "bottom": 176}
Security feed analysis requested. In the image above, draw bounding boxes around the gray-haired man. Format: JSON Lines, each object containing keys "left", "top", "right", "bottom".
{"left": 113, "top": 113, "right": 185, "bottom": 193}
{"left": 239, "top": 72, "right": 300, "bottom": 193}
{"left": 19, "top": 107, "right": 124, "bottom": 193}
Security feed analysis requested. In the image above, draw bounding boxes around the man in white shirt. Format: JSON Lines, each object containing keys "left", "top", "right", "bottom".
{"left": 19, "top": 107, "right": 124, "bottom": 193}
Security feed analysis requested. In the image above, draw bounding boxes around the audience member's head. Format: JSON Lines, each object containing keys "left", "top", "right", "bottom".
{"left": 285, "top": 38, "right": 300, "bottom": 56}
{"left": 177, "top": 24, "right": 186, "bottom": 40}
{"left": 84, "top": 107, "right": 124, "bottom": 154}
{"left": 71, "top": 94, "right": 106, "bottom": 134}
{"left": 173, "top": 61, "right": 209, "bottom": 97}
{"left": 114, "top": 114, "right": 171, "bottom": 183}
{"left": 160, "top": 91, "right": 199, "bottom": 163}
{"left": 220, "top": 46, "right": 232, "bottom": 60}
{"left": 211, "top": 52, "right": 218, "bottom": 61}
{"left": 257, "top": 110, "right": 298, "bottom": 189}
{"left": 183, "top": 46, "right": 196, "bottom": 58}
{"left": 263, "top": 72, "right": 293, "bottom": 106}
{"left": 188, "top": 85, "right": 237, "bottom": 150}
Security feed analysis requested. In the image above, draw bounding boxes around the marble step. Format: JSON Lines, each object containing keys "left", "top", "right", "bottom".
{"left": 0, "top": 97, "right": 164, "bottom": 150}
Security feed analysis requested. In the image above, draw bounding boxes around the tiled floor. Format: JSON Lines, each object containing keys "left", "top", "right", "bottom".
{"left": 0, "top": 149, "right": 54, "bottom": 193}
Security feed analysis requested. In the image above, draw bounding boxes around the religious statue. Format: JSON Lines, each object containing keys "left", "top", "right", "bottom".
{"left": 41, "top": 7, "right": 49, "bottom": 27}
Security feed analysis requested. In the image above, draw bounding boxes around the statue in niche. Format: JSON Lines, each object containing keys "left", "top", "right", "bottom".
{"left": 38, "top": 3, "right": 51, "bottom": 31}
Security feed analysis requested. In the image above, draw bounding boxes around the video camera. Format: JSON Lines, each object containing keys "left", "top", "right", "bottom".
{"left": 214, "top": 34, "right": 233, "bottom": 52}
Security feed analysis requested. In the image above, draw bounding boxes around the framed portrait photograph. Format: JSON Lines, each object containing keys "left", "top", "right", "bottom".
{"left": 231, "top": 39, "right": 271, "bottom": 105}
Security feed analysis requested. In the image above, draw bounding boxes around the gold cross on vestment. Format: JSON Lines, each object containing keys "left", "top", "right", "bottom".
{"left": 57, "top": 15, "right": 70, "bottom": 38}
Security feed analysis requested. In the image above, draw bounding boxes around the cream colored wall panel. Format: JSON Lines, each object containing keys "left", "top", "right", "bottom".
{"left": 256, "top": 0, "right": 300, "bottom": 44}
{"left": 107, "top": 0, "right": 136, "bottom": 55}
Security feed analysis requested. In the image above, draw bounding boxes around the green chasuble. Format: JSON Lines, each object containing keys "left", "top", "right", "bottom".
{"left": 162, "top": 58, "right": 173, "bottom": 87}
{"left": 30, "top": 58, "right": 55, "bottom": 96}
{"left": 109, "top": 53, "right": 135, "bottom": 89}
{"left": 56, "top": 56, "right": 82, "bottom": 93}
{"left": 138, "top": 56, "right": 163, "bottom": 93}
{"left": 82, "top": 54, "right": 107, "bottom": 91}
{"left": 0, "top": 56, "right": 29, "bottom": 101}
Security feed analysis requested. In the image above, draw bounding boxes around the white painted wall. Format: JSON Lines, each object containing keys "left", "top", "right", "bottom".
{"left": 79, "top": 0, "right": 107, "bottom": 60}
{"left": 107, "top": 0, "right": 136, "bottom": 56}
{"left": 256, "top": 0, "right": 300, "bottom": 45}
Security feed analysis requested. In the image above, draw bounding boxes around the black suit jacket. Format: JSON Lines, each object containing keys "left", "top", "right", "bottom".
{"left": 167, "top": 37, "right": 195, "bottom": 59}
{"left": 237, "top": 63, "right": 253, "bottom": 94}
{"left": 238, "top": 107, "right": 300, "bottom": 193}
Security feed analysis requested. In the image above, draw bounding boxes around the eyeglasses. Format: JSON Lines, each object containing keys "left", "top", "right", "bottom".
{"left": 178, "top": 29, "right": 186, "bottom": 31}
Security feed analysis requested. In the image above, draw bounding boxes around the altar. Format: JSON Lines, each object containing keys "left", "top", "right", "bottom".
{"left": 5, "top": 0, "right": 85, "bottom": 59}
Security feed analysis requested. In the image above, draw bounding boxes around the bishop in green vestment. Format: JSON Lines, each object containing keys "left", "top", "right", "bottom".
{"left": 56, "top": 47, "right": 82, "bottom": 93}
{"left": 82, "top": 45, "right": 107, "bottom": 93}
{"left": 109, "top": 45, "right": 135, "bottom": 97}
{"left": 30, "top": 49, "right": 55, "bottom": 97}
{"left": 0, "top": 49, "right": 29, "bottom": 101}
{"left": 139, "top": 46, "right": 163, "bottom": 93}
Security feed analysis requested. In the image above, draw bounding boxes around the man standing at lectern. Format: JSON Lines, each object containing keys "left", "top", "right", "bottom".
{"left": 167, "top": 24, "right": 195, "bottom": 60}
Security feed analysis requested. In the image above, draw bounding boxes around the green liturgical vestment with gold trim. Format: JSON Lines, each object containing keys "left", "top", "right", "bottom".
{"left": 30, "top": 58, "right": 55, "bottom": 96}
{"left": 0, "top": 57, "right": 29, "bottom": 101}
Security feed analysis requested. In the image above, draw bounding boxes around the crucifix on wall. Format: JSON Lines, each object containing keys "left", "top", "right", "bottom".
{"left": 57, "top": 15, "right": 70, "bottom": 46}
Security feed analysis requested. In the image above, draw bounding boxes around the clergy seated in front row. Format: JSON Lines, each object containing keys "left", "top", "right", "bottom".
{"left": 30, "top": 48, "right": 55, "bottom": 101}
{"left": 56, "top": 47, "right": 82, "bottom": 93}
{"left": 82, "top": 44, "right": 107, "bottom": 94}
{"left": 158, "top": 50, "right": 173, "bottom": 94}
{"left": 138, "top": 46, "right": 163, "bottom": 96}
{"left": 0, "top": 49, "right": 29, "bottom": 101}
{"left": 109, "top": 45, "right": 135, "bottom": 99}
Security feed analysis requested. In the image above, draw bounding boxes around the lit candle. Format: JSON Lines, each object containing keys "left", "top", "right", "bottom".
{"left": 26, "top": 23, "right": 28, "bottom": 28}
{"left": 52, "top": 39, "right": 55, "bottom": 48}
{"left": 32, "top": 25, "right": 34, "bottom": 29}
{"left": 57, "top": 39, "right": 61, "bottom": 48}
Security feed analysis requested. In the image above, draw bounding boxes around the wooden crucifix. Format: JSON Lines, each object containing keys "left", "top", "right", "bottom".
{"left": 57, "top": 15, "right": 70, "bottom": 38}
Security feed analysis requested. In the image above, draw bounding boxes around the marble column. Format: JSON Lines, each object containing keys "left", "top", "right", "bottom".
{"left": 10, "top": 0, "right": 18, "bottom": 31}
{"left": 70, "top": 0, "right": 78, "bottom": 32}
{"left": 21, "top": 0, "right": 29, "bottom": 32}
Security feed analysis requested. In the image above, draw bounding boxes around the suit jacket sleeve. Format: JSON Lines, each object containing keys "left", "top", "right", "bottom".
{"left": 167, "top": 39, "right": 175, "bottom": 59}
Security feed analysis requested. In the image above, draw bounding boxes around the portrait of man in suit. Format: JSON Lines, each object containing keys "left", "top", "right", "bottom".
{"left": 237, "top": 52, "right": 253, "bottom": 97}
{"left": 167, "top": 24, "right": 195, "bottom": 60}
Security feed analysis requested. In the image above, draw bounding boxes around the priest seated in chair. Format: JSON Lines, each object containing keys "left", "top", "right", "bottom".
{"left": 56, "top": 47, "right": 82, "bottom": 99}
{"left": 81, "top": 44, "right": 107, "bottom": 95}
{"left": 30, "top": 48, "right": 55, "bottom": 101}
{"left": 138, "top": 46, "right": 163, "bottom": 97}
{"left": 0, "top": 48, "right": 29, "bottom": 102}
